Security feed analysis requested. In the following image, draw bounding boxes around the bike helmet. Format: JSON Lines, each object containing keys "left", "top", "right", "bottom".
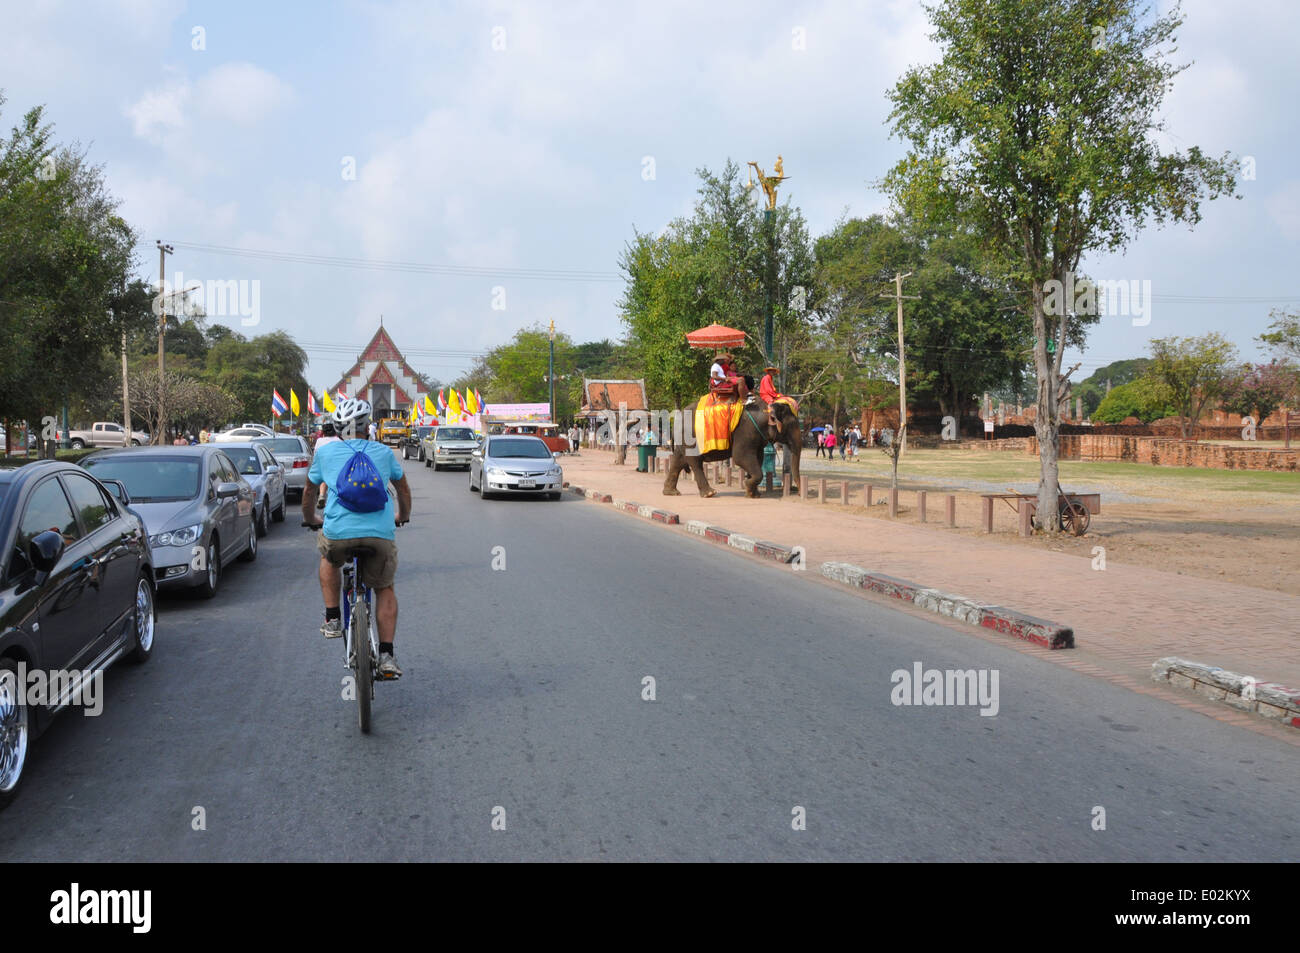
{"left": 332, "top": 397, "right": 372, "bottom": 438}
{"left": 320, "top": 418, "right": 337, "bottom": 436}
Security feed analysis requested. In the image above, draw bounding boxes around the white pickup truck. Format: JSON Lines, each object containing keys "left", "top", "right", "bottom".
{"left": 68, "top": 422, "right": 151, "bottom": 448}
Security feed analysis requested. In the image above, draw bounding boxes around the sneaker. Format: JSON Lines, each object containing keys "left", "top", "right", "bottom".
{"left": 377, "top": 652, "right": 403, "bottom": 679}
{"left": 320, "top": 618, "right": 343, "bottom": 639}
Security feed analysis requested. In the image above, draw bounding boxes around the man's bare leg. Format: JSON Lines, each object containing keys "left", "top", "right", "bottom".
{"left": 374, "top": 586, "right": 397, "bottom": 645}
{"left": 319, "top": 556, "right": 340, "bottom": 608}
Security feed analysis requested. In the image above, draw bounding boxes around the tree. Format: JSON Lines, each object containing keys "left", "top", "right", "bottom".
{"left": 1141, "top": 334, "right": 1238, "bottom": 439}
{"left": 0, "top": 95, "right": 137, "bottom": 454}
{"left": 1073, "top": 358, "right": 1151, "bottom": 417}
{"left": 619, "top": 161, "right": 813, "bottom": 409}
{"left": 453, "top": 325, "right": 578, "bottom": 418}
{"left": 1220, "top": 361, "right": 1297, "bottom": 429}
{"left": 1091, "top": 379, "right": 1174, "bottom": 423}
{"left": 885, "top": 0, "right": 1237, "bottom": 528}
{"left": 1259, "top": 308, "right": 1300, "bottom": 365}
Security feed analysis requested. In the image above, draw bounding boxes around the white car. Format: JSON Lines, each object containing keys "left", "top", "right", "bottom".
{"left": 469, "top": 435, "right": 564, "bottom": 500}
{"left": 213, "top": 425, "right": 275, "bottom": 442}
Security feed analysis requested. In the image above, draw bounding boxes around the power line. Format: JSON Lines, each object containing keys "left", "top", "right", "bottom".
{"left": 165, "top": 241, "right": 623, "bottom": 284}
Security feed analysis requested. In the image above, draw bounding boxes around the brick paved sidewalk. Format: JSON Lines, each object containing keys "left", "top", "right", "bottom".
{"left": 563, "top": 451, "right": 1300, "bottom": 692}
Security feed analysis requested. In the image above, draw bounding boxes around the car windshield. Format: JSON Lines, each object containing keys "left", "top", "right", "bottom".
{"left": 439, "top": 428, "right": 473, "bottom": 441}
{"left": 257, "top": 438, "right": 303, "bottom": 453}
{"left": 222, "top": 448, "right": 262, "bottom": 475}
{"left": 490, "top": 438, "right": 551, "bottom": 459}
{"left": 413, "top": 427, "right": 433, "bottom": 437}
{"left": 82, "top": 457, "right": 201, "bottom": 502}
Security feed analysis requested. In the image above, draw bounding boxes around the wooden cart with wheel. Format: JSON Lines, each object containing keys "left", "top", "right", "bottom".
{"left": 981, "top": 485, "right": 1099, "bottom": 536}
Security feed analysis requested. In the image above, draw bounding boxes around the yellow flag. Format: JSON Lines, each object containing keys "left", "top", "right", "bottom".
{"left": 408, "top": 405, "right": 418, "bottom": 423}
{"left": 466, "top": 389, "right": 479, "bottom": 415}
{"left": 448, "top": 389, "right": 462, "bottom": 417}
{"left": 424, "top": 395, "right": 436, "bottom": 416}
{"left": 322, "top": 390, "right": 336, "bottom": 413}
{"left": 290, "top": 389, "right": 301, "bottom": 416}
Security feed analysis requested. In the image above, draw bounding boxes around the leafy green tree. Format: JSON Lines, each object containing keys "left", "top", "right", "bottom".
{"left": 1259, "top": 308, "right": 1300, "bottom": 364}
{"left": 453, "top": 325, "right": 578, "bottom": 418}
{"left": 0, "top": 95, "right": 137, "bottom": 454}
{"left": 1141, "top": 334, "right": 1239, "bottom": 438}
{"left": 1091, "top": 380, "right": 1174, "bottom": 423}
{"left": 620, "top": 161, "right": 813, "bottom": 409}
{"left": 884, "top": 0, "right": 1237, "bottom": 528}
{"left": 1074, "top": 358, "right": 1152, "bottom": 417}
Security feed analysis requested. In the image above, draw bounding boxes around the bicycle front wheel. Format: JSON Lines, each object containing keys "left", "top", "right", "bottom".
{"left": 353, "top": 599, "right": 372, "bottom": 733}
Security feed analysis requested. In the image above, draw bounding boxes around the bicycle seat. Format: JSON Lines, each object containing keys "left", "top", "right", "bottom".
{"left": 342, "top": 545, "right": 376, "bottom": 560}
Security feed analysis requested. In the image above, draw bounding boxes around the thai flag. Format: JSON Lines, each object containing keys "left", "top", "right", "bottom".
{"left": 307, "top": 391, "right": 319, "bottom": 416}
{"left": 271, "top": 389, "right": 288, "bottom": 418}
{"left": 437, "top": 389, "right": 446, "bottom": 413}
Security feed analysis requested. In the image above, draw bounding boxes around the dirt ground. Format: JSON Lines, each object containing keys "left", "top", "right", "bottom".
{"left": 795, "top": 446, "right": 1300, "bottom": 595}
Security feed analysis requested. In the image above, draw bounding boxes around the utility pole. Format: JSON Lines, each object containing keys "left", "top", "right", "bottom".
{"left": 156, "top": 240, "right": 174, "bottom": 445}
{"left": 122, "top": 327, "right": 131, "bottom": 438}
{"left": 881, "top": 273, "right": 920, "bottom": 454}
{"left": 548, "top": 319, "right": 556, "bottom": 422}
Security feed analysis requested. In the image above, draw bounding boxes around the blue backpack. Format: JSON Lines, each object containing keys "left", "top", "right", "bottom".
{"left": 333, "top": 441, "right": 389, "bottom": 513}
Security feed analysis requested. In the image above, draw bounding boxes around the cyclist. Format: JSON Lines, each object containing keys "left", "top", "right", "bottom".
{"left": 313, "top": 418, "right": 340, "bottom": 509}
{"left": 302, "top": 398, "right": 412, "bottom": 679}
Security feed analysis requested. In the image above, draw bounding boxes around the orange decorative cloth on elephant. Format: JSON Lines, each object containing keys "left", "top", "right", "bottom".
{"left": 695, "top": 392, "right": 744, "bottom": 454}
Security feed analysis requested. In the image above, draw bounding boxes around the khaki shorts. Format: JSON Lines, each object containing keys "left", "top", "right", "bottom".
{"left": 317, "top": 535, "right": 398, "bottom": 590}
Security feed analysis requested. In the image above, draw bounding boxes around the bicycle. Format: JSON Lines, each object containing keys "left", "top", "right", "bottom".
{"left": 304, "top": 521, "right": 406, "bottom": 733}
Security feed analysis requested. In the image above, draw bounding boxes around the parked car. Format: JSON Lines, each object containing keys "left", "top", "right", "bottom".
{"left": 0, "top": 459, "right": 155, "bottom": 810}
{"left": 80, "top": 446, "right": 257, "bottom": 598}
{"left": 253, "top": 435, "right": 312, "bottom": 500}
{"left": 215, "top": 442, "right": 286, "bottom": 537}
{"left": 469, "top": 435, "right": 563, "bottom": 500}
{"left": 428, "top": 426, "right": 480, "bottom": 470}
{"left": 67, "top": 421, "right": 151, "bottom": 449}
{"left": 212, "top": 425, "right": 274, "bottom": 442}
{"left": 485, "top": 420, "right": 570, "bottom": 453}
{"left": 401, "top": 425, "right": 435, "bottom": 462}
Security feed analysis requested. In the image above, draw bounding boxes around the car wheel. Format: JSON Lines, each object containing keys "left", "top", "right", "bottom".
{"left": 197, "top": 539, "right": 221, "bottom": 599}
{"left": 256, "top": 500, "right": 269, "bottom": 537}
{"left": 129, "top": 574, "right": 156, "bottom": 664}
{"left": 402, "top": 445, "right": 409, "bottom": 460}
{"left": 238, "top": 518, "right": 258, "bottom": 562}
{"left": 548, "top": 492, "right": 561, "bottom": 501}
{"left": 70, "top": 438, "right": 85, "bottom": 449}
{"left": 130, "top": 439, "right": 141, "bottom": 446}
{"left": 0, "top": 658, "right": 30, "bottom": 810}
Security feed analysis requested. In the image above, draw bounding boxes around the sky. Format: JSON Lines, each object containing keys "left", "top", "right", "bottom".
{"left": 3, "top": 0, "right": 1297, "bottom": 393}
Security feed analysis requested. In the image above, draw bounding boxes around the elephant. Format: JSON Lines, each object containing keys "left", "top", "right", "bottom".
{"left": 662, "top": 397, "right": 802, "bottom": 498}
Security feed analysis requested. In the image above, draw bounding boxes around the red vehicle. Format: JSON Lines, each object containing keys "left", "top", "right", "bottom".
{"left": 487, "top": 420, "right": 570, "bottom": 454}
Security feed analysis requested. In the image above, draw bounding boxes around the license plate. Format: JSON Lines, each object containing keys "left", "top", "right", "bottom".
{"left": 518, "top": 479, "right": 536, "bottom": 488}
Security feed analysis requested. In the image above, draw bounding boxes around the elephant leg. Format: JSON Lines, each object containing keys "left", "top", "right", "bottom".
{"left": 786, "top": 441, "right": 802, "bottom": 493}
{"left": 690, "top": 455, "right": 715, "bottom": 497}
{"left": 662, "top": 449, "right": 685, "bottom": 495}
{"left": 735, "top": 447, "right": 764, "bottom": 498}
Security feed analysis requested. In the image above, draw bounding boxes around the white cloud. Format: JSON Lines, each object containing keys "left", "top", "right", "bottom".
{"left": 195, "top": 63, "right": 295, "bottom": 124}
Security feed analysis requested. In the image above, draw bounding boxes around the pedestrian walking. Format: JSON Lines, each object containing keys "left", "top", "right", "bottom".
{"left": 824, "top": 428, "right": 837, "bottom": 459}
{"left": 816, "top": 431, "right": 825, "bottom": 457}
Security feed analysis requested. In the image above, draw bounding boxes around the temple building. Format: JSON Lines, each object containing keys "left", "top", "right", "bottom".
{"left": 327, "top": 323, "right": 429, "bottom": 417}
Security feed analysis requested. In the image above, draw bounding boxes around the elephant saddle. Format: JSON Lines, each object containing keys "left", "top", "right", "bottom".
{"left": 695, "top": 392, "right": 743, "bottom": 454}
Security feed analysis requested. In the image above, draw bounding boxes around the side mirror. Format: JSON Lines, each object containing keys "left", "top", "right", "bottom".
{"left": 471, "top": 450, "right": 482, "bottom": 458}
{"left": 216, "top": 482, "right": 241, "bottom": 499}
{"left": 29, "top": 530, "right": 65, "bottom": 573}
{"left": 100, "top": 479, "right": 132, "bottom": 505}
{"left": 552, "top": 452, "right": 560, "bottom": 459}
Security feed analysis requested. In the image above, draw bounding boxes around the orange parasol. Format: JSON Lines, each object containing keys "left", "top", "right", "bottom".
{"left": 685, "top": 322, "right": 747, "bottom": 350}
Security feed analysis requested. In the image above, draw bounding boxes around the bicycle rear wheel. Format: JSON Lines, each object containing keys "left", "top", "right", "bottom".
{"left": 353, "top": 599, "right": 372, "bottom": 733}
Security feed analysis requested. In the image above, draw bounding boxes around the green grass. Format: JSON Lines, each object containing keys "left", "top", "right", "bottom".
{"left": 803, "top": 447, "right": 1300, "bottom": 500}
{"left": 0, "top": 448, "right": 98, "bottom": 468}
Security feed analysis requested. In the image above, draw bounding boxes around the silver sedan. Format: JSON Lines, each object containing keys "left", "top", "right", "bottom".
{"left": 469, "top": 435, "right": 564, "bottom": 501}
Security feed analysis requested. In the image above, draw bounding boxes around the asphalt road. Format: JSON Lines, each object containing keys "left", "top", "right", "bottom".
{"left": 2, "top": 456, "right": 1295, "bottom": 861}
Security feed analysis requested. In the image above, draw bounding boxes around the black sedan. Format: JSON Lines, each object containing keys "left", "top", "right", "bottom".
{"left": 0, "top": 460, "right": 155, "bottom": 810}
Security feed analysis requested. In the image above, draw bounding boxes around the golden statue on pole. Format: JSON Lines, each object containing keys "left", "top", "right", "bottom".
{"left": 746, "top": 156, "right": 789, "bottom": 210}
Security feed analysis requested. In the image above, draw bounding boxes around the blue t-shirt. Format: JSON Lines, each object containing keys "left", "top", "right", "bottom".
{"left": 308, "top": 439, "right": 404, "bottom": 541}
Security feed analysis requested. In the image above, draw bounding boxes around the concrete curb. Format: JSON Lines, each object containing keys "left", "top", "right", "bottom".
{"left": 1151, "top": 657, "right": 1300, "bottom": 728}
{"left": 820, "top": 561, "right": 1075, "bottom": 650}
{"left": 684, "top": 519, "right": 798, "bottom": 564}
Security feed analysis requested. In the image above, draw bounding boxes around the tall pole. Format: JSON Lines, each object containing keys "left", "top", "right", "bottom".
{"left": 122, "top": 328, "right": 131, "bottom": 438}
{"left": 156, "top": 241, "right": 174, "bottom": 445}
{"left": 764, "top": 209, "right": 776, "bottom": 364}
{"left": 548, "top": 319, "right": 556, "bottom": 422}
{"left": 881, "top": 273, "right": 919, "bottom": 454}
